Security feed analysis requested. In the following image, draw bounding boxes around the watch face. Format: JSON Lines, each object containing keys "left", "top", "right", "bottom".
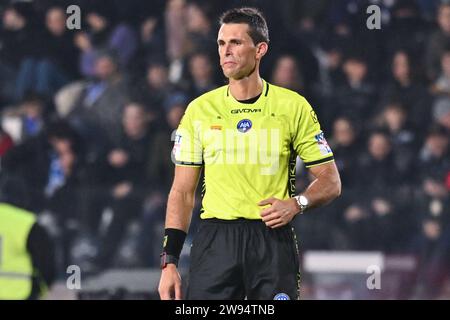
{"left": 300, "top": 196, "right": 308, "bottom": 206}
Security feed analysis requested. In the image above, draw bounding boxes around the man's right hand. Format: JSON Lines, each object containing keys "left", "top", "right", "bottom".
{"left": 158, "top": 264, "right": 183, "bottom": 300}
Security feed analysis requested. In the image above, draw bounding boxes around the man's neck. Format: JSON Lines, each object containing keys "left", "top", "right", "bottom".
{"left": 229, "top": 75, "right": 263, "bottom": 101}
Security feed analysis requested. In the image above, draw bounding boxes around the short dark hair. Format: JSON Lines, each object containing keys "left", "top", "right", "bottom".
{"left": 0, "top": 173, "right": 30, "bottom": 210}
{"left": 46, "top": 120, "right": 83, "bottom": 157}
{"left": 219, "top": 7, "right": 269, "bottom": 45}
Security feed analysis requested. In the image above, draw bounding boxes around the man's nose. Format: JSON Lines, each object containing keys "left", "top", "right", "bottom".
{"left": 224, "top": 44, "right": 232, "bottom": 56}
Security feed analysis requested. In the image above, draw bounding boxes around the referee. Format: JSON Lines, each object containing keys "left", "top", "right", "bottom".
{"left": 158, "top": 7, "right": 341, "bottom": 300}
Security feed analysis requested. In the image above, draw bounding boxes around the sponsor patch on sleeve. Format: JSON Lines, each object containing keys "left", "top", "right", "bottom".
{"left": 315, "top": 132, "right": 332, "bottom": 155}
{"left": 172, "top": 133, "right": 182, "bottom": 158}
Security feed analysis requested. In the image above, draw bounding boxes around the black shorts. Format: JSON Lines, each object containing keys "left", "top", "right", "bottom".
{"left": 186, "top": 218, "right": 300, "bottom": 300}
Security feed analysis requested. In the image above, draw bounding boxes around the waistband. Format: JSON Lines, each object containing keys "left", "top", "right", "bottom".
{"left": 200, "top": 218, "right": 264, "bottom": 224}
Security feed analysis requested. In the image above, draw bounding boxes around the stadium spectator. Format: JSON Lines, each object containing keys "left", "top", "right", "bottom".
{"left": 65, "top": 50, "right": 130, "bottom": 160}
{"left": 374, "top": 102, "right": 417, "bottom": 182}
{"left": 42, "top": 6, "right": 80, "bottom": 80}
{"left": 0, "top": 3, "right": 43, "bottom": 103}
{"left": 184, "top": 2, "right": 216, "bottom": 58}
{"left": 430, "top": 50, "right": 450, "bottom": 97}
{"left": 432, "top": 96, "right": 450, "bottom": 130}
{"left": 334, "top": 54, "right": 377, "bottom": 126}
{"left": 425, "top": 2, "right": 450, "bottom": 81}
{"left": 358, "top": 131, "right": 403, "bottom": 251}
{"left": 409, "top": 171, "right": 450, "bottom": 299}
{"left": 182, "top": 52, "right": 219, "bottom": 100}
{"left": 75, "top": 2, "right": 138, "bottom": 77}
{"left": 271, "top": 55, "right": 305, "bottom": 94}
{"left": 329, "top": 117, "right": 361, "bottom": 191}
{"left": 132, "top": 61, "right": 180, "bottom": 124}
{"left": 381, "top": 50, "right": 430, "bottom": 133}
{"left": 385, "top": 0, "right": 429, "bottom": 58}
{"left": 88, "top": 102, "right": 154, "bottom": 270}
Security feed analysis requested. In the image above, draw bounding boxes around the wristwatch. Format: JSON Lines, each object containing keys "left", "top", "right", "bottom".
{"left": 294, "top": 195, "right": 309, "bottom": 214}
{"left": 160, "top": 252, "right": 179, "bottom": 269}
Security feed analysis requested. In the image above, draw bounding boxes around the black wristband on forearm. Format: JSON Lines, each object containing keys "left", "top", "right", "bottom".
{"left": 162, "top": 228, "right": 187, "bottom": 259}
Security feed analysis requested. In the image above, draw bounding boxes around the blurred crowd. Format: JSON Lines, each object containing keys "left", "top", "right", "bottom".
{"left": 0, "top": 0, "right": 449, "bottom": 299}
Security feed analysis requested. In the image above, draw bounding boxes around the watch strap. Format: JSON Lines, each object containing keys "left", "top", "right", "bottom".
{"left": 160, "top": 252, "right": 179, "bottom": 269}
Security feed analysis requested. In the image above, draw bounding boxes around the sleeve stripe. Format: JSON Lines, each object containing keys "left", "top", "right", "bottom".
{"left": 304, "top": 156, "right": 334, "bottom": 167}
{"left": 175, "top": 161, "right": 204, "bottom": 167}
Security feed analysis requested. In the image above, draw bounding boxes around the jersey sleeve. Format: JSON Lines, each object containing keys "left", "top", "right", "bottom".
{"left": 172, "top": 103, "right": 204, "bottom": 167}
{"left": 292, "top": 96, "right": 334, "bottom": 168}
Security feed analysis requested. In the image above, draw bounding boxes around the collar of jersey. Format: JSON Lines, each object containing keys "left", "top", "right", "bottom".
{"left": 224, "top": 79, "right": 269, "bottom": 107}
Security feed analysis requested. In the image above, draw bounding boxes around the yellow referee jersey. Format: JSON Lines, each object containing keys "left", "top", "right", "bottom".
{"left": 173, "top": 79, "right": 334, "bottom": 220}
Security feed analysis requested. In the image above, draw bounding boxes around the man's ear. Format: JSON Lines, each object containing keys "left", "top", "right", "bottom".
{"left": 256, "top": 42, "right": 268, "bottom": 59}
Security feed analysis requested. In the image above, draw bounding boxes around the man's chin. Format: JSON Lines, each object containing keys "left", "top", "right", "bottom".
{"left": 222, "top": 75, "right": 235, "bottom": 82}
{"left": 221, "top": 69, "right": 233, "bottom": 78}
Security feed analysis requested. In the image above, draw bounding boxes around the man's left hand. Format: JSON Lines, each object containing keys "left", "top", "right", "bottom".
{"left": 258, "top": 197, "right": 299, "bottom": 228}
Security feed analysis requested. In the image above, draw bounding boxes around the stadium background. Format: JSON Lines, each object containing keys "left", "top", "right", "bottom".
{"left": 0, "top": 0, "right": 449, "bottom": 299}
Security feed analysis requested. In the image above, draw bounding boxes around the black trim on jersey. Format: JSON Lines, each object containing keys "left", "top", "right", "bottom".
{"left": 290, "top": 227, "right": 301, "bottom": 298}
{"left": 175, "top": 161, "right": 204, "bottom": 166}
{"left": 199, "top": 175, "right": 206, "bottom": 215}
{"left": 288, "top": 144, "right": 297, "bottom": 198}
{"left": 304, "top": 156, "right": 334, "bottom": 167}
{"left": 237, "top": 93, "right": 261, "bottom": 104}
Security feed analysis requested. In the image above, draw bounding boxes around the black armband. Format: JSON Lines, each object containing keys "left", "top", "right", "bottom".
{"left": 162, "top": 228, "right": 187, "bottom": 259}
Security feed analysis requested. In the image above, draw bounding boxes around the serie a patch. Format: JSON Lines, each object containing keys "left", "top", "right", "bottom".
{"left": 315, "top": 132, "right": 332, "bottom": 155}
{"left": 172, "top": 133, "right": 182, "bottom": 158}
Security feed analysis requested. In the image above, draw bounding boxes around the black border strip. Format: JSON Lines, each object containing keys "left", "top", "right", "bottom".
{"left": 175, "top": 161, "right": 204, "bottom": 166}
{"left": 304, "top": 156, "right": 334, "bottom": 167}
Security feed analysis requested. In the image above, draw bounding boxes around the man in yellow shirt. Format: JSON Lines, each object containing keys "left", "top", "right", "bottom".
{"left": 158, "top": 7, "right": 341, "bottom": 300}
{"left": 0, "top": 174, "right": 56, "bottom": 299}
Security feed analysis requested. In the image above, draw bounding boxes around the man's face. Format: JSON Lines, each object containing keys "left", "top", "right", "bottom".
{"left": 343, "top": 59, "right": 367, "bottom": 83}
{"left": 46, "top": 8, "right": 66, "bottom": 36}
{"left": 272, "top": 56, "right": 298, "bottom": 88}
{"left": 426, "top": 134, "right": 448, "bottom": 158}
{"left": 189, "top": 54, "right": 212, "bottom": 82}
{"left": 384, "top": 106, "right": 406, "bottom": 132}
{"left": 3, "top": 8, "right": 25, "bottom": 30}
{"left": 217, "top": 23, "right": 261, "bottom": 80}
{"left": 22, "top": 101, "right": 43, "bottom": 119}
{"left": 392, "top": 52, "right": 409, "bottom": 81}
{"left": 333, "top": 118, "right": 355, "bottom": 146}
{"left": 147, "top": 65, "right": 168, "bottom": 89}
{"left": 94, "top": 56, "right": 116, "bottom": 80}
{"left": 438, "top": 6, "right": 450, "bottom": 34}
{"left": 368, "top": 133, "right": 391, "bottom": 161}
{"left": 123, "top": 104, "right": 147, "bottom": 138}
{"left": 87, "top": 13, "right": 107, "bottom": 31}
